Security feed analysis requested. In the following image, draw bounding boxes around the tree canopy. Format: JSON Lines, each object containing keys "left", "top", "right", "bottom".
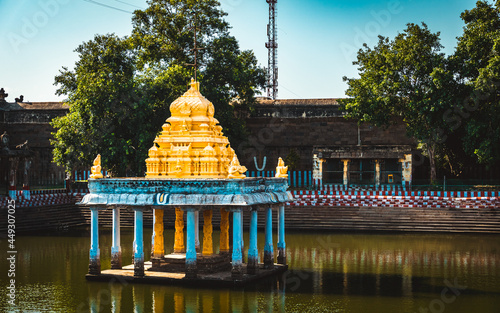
{"left": 51, "top": 0, "right": 266, "bottom": 177}
{"left": 341, "top": 23, "right": 447, "bottom": 183}
{"left": 342, "top": 1, "right": 500, "bottom": 182}
{"left": 452, "top": 0, "right": 500, "bottom": 165}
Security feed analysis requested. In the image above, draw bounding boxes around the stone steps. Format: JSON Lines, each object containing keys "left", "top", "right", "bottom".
{"left": 2, "top": 203, "right": 499, "bottom": 234}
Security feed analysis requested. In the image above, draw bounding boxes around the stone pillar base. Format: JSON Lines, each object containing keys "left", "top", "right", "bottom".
{"left": 151, "top": 257, "right": 162, "bottom": 268}
{"left": 231, "top": 264, "right": 243, "bottom": 279}
{"left": 277, "top": 249, "right": 286, "bottom": 265}
{"left": 185, "top": 263, "right": 198, "bottom": 279}
{"left": 134, "top": 258, "right": 144, "bottom": 277}
{"left": 264, "top": 251, "right": 274, "bottom": 269}
{"left": 111, "top": 251, "right": 122, "bottom": 269}
{"left": 241, "top": 249, "right": 245, "bottom": 263}
{"left": 88, "top": 258, "right": 101, "bottom": 275}
{"left": 247, "top": 257, "right": 258, "bottom": 274}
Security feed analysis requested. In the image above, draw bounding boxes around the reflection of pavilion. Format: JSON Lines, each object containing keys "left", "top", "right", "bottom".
{"left": 80, "top": 80, "right": 293, "bottom": 283}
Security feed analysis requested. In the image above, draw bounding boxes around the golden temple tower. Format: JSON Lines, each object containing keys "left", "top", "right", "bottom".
{"left": 145, "top": 79, "right": 246, "bottom": 178}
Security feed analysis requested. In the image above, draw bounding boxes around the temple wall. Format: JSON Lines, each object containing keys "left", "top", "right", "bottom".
{"left": 240, "top": 102, "right": 415, "bottom": 171}
{"left": 1, "top": 100, "right": 417, "bottom": 186}
{"left": 1, "top": 106, "right": 68, "bottom": 189}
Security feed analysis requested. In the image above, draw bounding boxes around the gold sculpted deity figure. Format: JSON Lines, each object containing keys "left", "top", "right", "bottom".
{"left": 275, "top": 157, "right": 288, "bottom": 178}
{"left": 90, "top": 154, "right": 103, "bottom": 179}
{"left": 228, "top": 155, "right": 247, "bottom": 179}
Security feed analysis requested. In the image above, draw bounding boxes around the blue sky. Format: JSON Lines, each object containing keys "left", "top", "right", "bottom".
{"left": 0, "top": 0, "right": 486, "bottom": 102}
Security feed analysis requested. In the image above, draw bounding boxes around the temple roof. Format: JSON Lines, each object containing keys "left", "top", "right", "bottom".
{"left": 145, "top": 80, "right": 245, "bottom": 179}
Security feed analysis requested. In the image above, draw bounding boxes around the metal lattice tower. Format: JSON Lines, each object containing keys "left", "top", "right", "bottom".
{"left": 266, "top": 0, "right": 278, "bottom": 99}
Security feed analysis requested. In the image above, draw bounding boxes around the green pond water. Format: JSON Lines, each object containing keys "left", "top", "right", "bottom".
{"left": 1, "top": 229, "right": 499, "bottom": 312}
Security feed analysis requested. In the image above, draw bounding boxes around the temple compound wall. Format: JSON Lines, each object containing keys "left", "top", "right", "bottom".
{"left": 1, "top": 95, "right": 418, "bottom": 192}
{"left": 242, "top": 99, "right": 416, "bottom": 186}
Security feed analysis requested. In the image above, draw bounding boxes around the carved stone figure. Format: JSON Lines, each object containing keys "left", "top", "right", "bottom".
{"left": 0, "top": 88, "right": 8, "bottom": 102}
{"left": 228, "top": 155, "right": 247, "bottom": 179}
{"left": 1, "top": 131, "right": 10, "bottom": 149}
{"left": 275, "top": 157, "right": 288, "bottom": 178}
{"left": 90, "top": 154, "right": 103, "bottom": 179}
{"left": 15, "top": 140, "right": 29, "bottom": 150}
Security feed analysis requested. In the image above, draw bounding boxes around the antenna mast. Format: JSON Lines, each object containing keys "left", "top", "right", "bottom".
{"left": 266, "top": 0, "right": 278, "bottom": 99}
{"left": 187, "top": 12, "right": 204, "bottom": 82}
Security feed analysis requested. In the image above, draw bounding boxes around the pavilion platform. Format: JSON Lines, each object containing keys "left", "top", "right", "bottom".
{"left": 86, "top": 261, "right": 288, "bottom": 287}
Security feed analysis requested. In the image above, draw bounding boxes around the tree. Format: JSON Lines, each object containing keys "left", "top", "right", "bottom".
{"left": 52, "top": 34, "right": 153, "bottom": 176}
{"left": 130, "top": 0, "right": 265, "bottom": 141}
{"left": 340, "top": 23, "right": 448, "bottom": 184}
{"left": 451, "top": 0, "right": 500, "bottom": 166}
{"left": 284, "top": 148, "right": 300, "bottom": 170}
{"left": 52, "top": 0, "right": 265, "bottom": 176}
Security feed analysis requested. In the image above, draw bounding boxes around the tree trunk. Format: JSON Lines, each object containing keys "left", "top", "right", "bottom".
{"left": 427, "top": 143, "right": 437, "bottom": 184}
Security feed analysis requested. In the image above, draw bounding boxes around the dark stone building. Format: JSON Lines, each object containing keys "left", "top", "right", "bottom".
{"left": 241, "top": 99, "right": 416, "bottom": 186}
{"left": 0, "top": 88, "right": 67, "bottom": 195}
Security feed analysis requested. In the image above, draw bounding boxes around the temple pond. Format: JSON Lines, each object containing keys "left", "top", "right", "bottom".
{"left": 1, "top": 229, "right": 499, "bottom": 312}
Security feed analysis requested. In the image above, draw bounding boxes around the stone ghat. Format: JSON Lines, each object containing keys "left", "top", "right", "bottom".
{"left": 284, "top": 205, "right": 500, "bottom": 233}
{"left": 0, "top": 192, "right": 87, "bottom": 208}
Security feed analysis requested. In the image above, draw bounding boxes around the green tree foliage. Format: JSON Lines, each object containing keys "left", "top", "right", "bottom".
{"left": 284, "top": 148, "right": 301, "bottom": 170}
{"left": 341, "top": 23, "right": 448, "bottom": 183}
{"left": 451, "top": 0, "right": 500, "bottom": 165}
{"left": 51, "top": 0, "right": 266, "bottom": 176}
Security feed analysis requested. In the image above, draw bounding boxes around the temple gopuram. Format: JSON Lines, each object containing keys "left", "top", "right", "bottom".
{"left": 79, "top": 80, "right": 293, "bottom": 285}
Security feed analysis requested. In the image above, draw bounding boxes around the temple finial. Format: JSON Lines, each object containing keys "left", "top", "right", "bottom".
{"left": 190, "top": 78, "right": 199, "bottom": 91}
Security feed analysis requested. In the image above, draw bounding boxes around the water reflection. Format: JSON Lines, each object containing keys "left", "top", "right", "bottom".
{"left": 87, "top": 284, "right": 287, "bottom": 313}
{"left": 1, "top": 231, "right": 499, "bottom": 313}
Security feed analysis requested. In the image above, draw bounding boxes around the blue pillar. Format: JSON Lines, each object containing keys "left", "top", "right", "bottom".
{"left": 232, "top": 209, "right": 243, "bottom": 278}
{"left": 133, "top": 208, "right": 144, "bottom": 277}
{"left": 264, "top": 207, "right": 274, "bottom": 268}
{"left": 247, "top": 209, "right": 259, "bottom": 274}
{"left": 240, "top": 210, "right": 245, "bottom": 262}
{"left": 89, "top": 207, "right": 100, "bottom": 275}
{"left": 151, "top": 208, "right": 155, "bottom": 256}
{"left": 111, "top": 207, "right": 122, "bottom": 269}
{"left": 277, "top": 205, "right": 286, "bottom": 265}
{"left": 194, "top": 211, "right": 200, "bottom": 252}
{"left": 185, "top": 209, "right": 197, "bottom": 278}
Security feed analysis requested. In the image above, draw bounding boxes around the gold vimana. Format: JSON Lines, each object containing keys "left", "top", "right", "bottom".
{"left": 145, "top": 79, "right": 247, "bottom": 179}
